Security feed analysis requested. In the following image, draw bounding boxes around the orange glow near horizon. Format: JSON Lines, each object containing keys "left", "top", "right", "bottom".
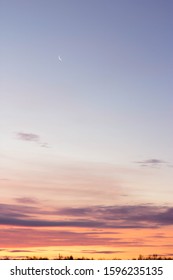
{"left": 1, "top": 225, "right": 173, "bottom": 259}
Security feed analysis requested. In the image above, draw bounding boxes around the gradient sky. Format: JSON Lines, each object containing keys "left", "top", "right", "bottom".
{"left": 0, "top": 0, "right": 173, "bottom": 259}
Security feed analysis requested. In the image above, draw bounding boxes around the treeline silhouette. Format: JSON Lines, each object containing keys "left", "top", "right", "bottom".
{"left": 1, "top": 254, "right": 173, "bottom": 260}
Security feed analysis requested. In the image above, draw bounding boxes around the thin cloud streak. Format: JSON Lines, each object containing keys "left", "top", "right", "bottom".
{"left": 135, "top": 158, "right": 168, "bottom": 168}
{"left": 8, "top": 249, "right": 36, "bottom": 253}
{"left": 81, "top": 250, "right": 125, "bottom": 254}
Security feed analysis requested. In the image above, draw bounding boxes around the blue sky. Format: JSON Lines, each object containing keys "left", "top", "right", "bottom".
{"left": 0, "top": 0, "right": 173, "bottom": 259}
{"left": 1, "top": 0, "right": 172, "bottom": 162}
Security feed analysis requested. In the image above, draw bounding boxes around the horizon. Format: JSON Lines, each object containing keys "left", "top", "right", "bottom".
{"left": 0, "top": 0, "right": 173, "bottom": 260}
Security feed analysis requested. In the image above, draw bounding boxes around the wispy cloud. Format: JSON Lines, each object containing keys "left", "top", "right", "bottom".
{"left": 0, "top": 178, "right": 9, "bottom": 181}
{"left": 17, "top": 132, "right": 40, "bottom": 142}
{"left": 0, "top": 226, "right": 160, "bottom": 249}
{"left": 14, "top": 197, "right": 38, "bottom": 205}
{"left": 16, "top": 132, "right": 49, "bottom": 148}
{"left": 135, "top": 158, "right": 168, "bottom": 168}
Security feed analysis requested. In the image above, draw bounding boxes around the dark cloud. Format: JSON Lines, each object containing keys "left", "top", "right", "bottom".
{"left": 0, "top": 203, "right": 39, "bottom": 219}
{"left": 0, "top": 216, "right": 105, "bottom": 228}
{"left": 135, "top": 158, "right": 167, "bottom": 167}
{"left": 56, "top": 205, "right": 173, "bottom": 227}
{"left": 0, "top": 203, "right": 173, "bottom": 229}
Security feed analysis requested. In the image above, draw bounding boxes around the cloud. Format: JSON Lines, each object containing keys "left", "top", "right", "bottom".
{"left": 0, "top": 202, "right": 173, "bottom": 229}
{"left": 8, "top": 249, "right": 35, "bottom": 253}
{"left": 0, "top": 203, "right": 40, "bottom": 215}
{"left": 57, "top": 207, "right": 92, "bottom": 216}
{"left": 135, "top": 158, "right": 168, "bottom": 168}
{"left": 81, "top": 250, "right": 125, "bottom": 254}
{"left": 0, "top": 216, "right": 105, "bottom": 228}
{"left": 0, "top": 226, "right": 143, "bottom": 248}
{"left": 14, "top": 197, "right": 38, "bottom": 205}
{"left": 0, "top": 227, "right": 121, "bottom": 247}
{"left": 1, "top": 201, "right": 172, "bottom": 249}
{"left": 17, "top": 132, "right": 40, "bottom": 142}
{"left": 16, "top": 132, "right": 49, "bottom": 148}
{"left": 56, "top": 205, "right": 173, "bottom": 228}
{"left": 0, "top": 226, "right": 165, "bottom": 249}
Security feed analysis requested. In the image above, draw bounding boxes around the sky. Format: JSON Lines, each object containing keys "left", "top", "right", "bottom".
{"left": 0, "top": 0, "right": 173, "bottom": 259}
